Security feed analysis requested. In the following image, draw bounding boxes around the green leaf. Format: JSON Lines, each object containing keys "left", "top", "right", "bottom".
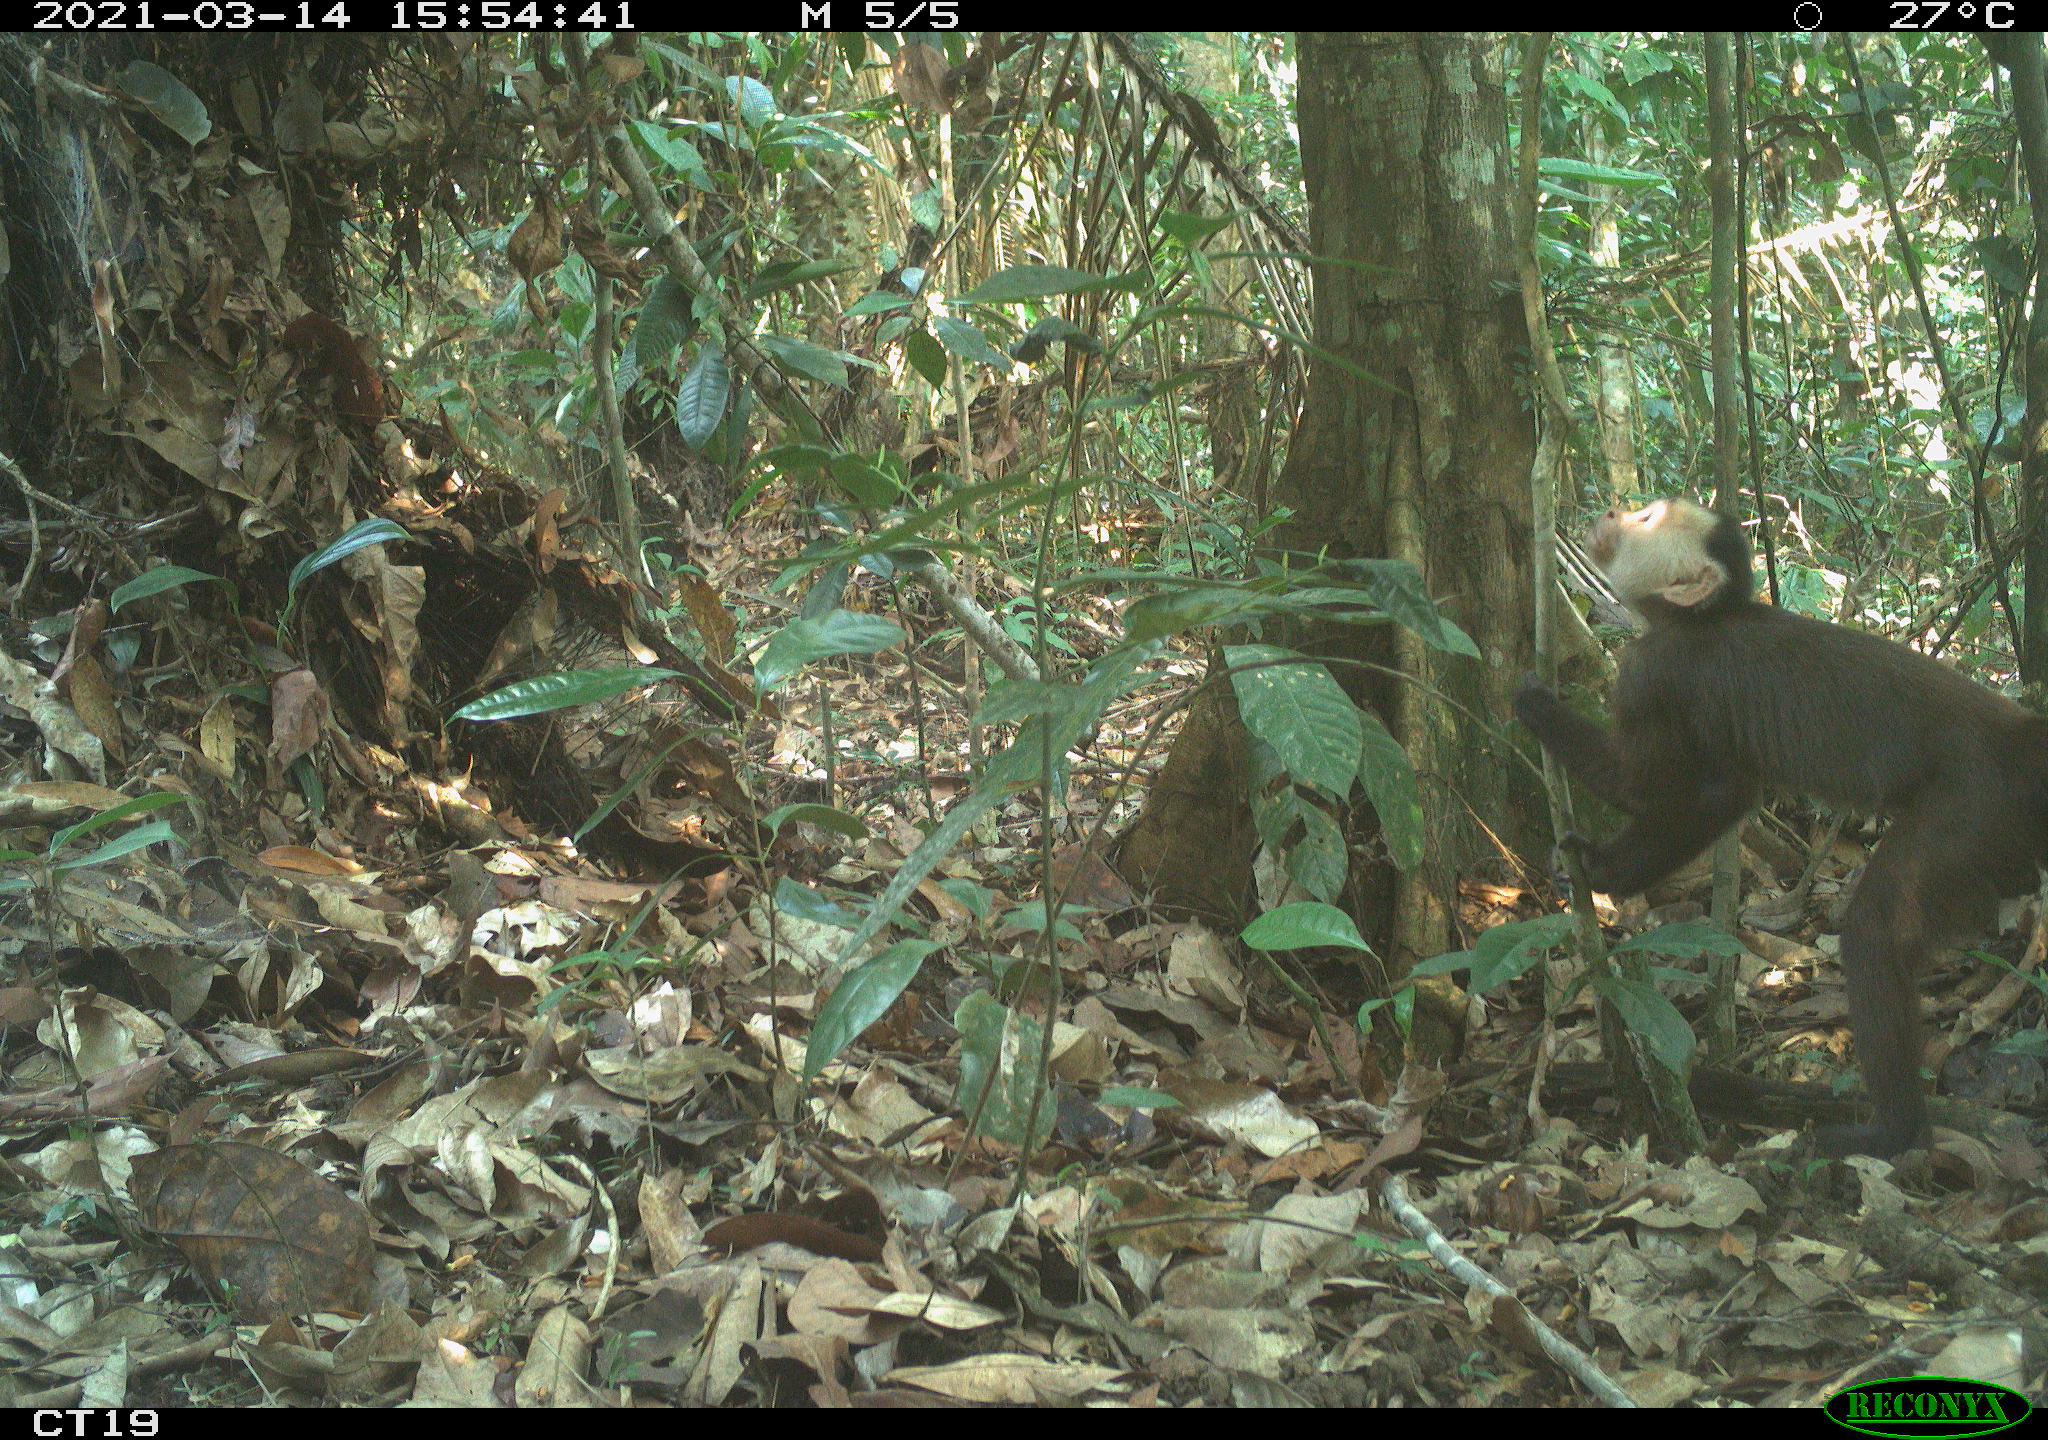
{"left": 931, "top": 316, "right": 1011, "bottom": 369}
{"left": 1409, "top": 914, "right": 1574, "bottom": 992}
{"left": 54, "top": 818, "right": 179, "bottom": 872}
{"left": 747, "top": 258, "right": 854, "bottom": 298}
{"left": 974, "top": 679, "right": 1082, "bottom": 728}
{"left": 282, "top": 519, "right": 411, "bottom": 625}
{"left": 753, "top": 610, "right": 905, "bottom": 692}
{"left": 1227, "top": 645, "right": 1362, "bottom": 798}
{"left": 1612, "top": 922, "right": 1744, "bottom": 960}
{"left": 1594, "top": 974, "right": 1697, "bottom": 1076}
{"left": 452, "top": 667, "right": 679, "bottom": 721}
{"left": 846, "top": 291, "right": 912, "bottom": 318}
{"left": 1099, "top": 1085, "right": 1181, "bottom": 1110}
{"left": 828, "top": 453, "right": 901, "bottom": 507}
{"left": 725, "top": 74, "right": 778, "bottom": 127}
{"left": 49, "top": 792, "right": 191, "bottom": 854}
{"left": 759, "top": 332, "right": 851, "bottom": 389}
{"left": 110, "top": 566, "right": 223, "bottom": 614}
{"left": 804, "top": 939, "right": 940, "bottom": 1078}
{"left": 1157, "top": 210, "right": 1236, "bottom": 247}
{"left": 1358, "top": 713, "right": 1423, "bottom": 870}
{"left": 775, "top": 877, "right": 859, "bottom": 928}
{"left": 1122, "top": 585, "right": 1280, "bottom": 642}
{"left": 815, "top": 644, "right": 1154, "bottom": 1000}
{"left": 765, "top": 803, "right": 869, "bottom": 841}
{"left": 1241, "top": 901, "right": 1372, "bottom": 953}
{"left": 116, "top": 61, "right": 210, "bottom": 145}
{"left": 1539, "top": 157, "right": 1666, "bottom": 189}
{"left": 755, "top": 442, "right": 837, "bottom": 479}
{"left": 1285, "top": 801, "right": 1347, "bottom": 904}
{"left": 677, "top": 345, "right": 730, "bottom": 448}
{"left": 951, "top": 991, "right": 1055, "bottom": 1147}
{"left": 904, "top": 328, "right": 948, "bottom": 388}
{"left": 635, "top": 276, "right": 698, "bottom": 363}
{"left": 955, "top": 264, "right": 1107, "bottom": 304}
{"left": 1317, "top": 558, "right": 1480, "bottom": 657}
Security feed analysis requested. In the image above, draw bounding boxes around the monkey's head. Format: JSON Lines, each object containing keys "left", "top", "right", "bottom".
{"left": 1587, "top": 498, "right": 1754, "bottom": 621}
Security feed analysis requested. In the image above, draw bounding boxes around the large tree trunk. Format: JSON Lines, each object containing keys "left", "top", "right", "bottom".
{"left": 1117, "top": 33, "right": 1536, "bottom": 973}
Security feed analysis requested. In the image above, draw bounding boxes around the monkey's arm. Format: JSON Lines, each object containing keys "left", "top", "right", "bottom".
{"left": 1575, "top": 773, "right": 1753, "bottom": 895}
{"left": 1514, "top": 677, "right": 1630, "bottom": 807}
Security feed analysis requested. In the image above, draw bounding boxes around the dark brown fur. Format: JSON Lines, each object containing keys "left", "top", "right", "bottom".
{"left": 1517, "top": 499, "right": 2048, "bottom": 1156}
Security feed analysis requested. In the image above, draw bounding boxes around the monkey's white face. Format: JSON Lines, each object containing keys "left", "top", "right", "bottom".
{"left": 1587, "top": 498, "right": 1725, "bottom": 613}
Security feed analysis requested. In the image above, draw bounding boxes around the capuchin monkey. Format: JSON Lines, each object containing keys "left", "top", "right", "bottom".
{"left": 1516, "top": 498, "right": 2048, "bottom": 1157}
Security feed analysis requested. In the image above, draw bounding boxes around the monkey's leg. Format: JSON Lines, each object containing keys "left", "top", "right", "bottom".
{"left": 1816, "top": 819, "right": 1933, "bottom": 1158}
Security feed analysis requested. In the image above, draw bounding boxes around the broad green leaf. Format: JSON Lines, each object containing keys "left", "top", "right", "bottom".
{"left": 1410, "top": 914, "right": 1574, "bottom": 992}
{"left": 1241, "top": 901, "right": 1371, "bottom": 953}
{"left": 1317, "top": 558, "right": 1480, "bottom": 656}
{"left": 116, "top": 61, "right": 210, "bottom": 145}
{"left": 755, "top": 442, "right": 837, "bottom": 478}
{"left": 634, "top": 276, "right": 698, "bottom": 363}
{"left": 1123, "top": 585, "right": 1280, "bottom": 642}
{"left": 748, "top": 258, "right": 854, "bottom": 298}
{"left": 725, "top": 74, "right": 778, "bottom": 127}
{"left": 846, "top": 291, "right": 912, "bottom": 318}
{"left": 50, "top": 792, "right": 191, "bottom": 853}
{"left": 753, "top": 610, "right": 904, "bottom": 692}
{"left": 775, "top": 876, "right": 859, "bottom": 928}
{"left": 677, "top": 345, "right": 730, "bottom": 448}
{"left": 1100, "top": 1085, "right": 1181, "bottom": 1110}
{"left": 805, "top": 939, "right": 939, "bottom": 1078}
{"left": 1157, "top": 210, "right": 1236, "bottom": 247}
{"left": 54, "top": 818, "right": 179, "bottom": 871}
{"left": 760, "top": 332, "right": 851, "bottom": 389}
{"left": 1358, "top": 713, "right": 1423, "bottom": 870}
{"left": 1594, "top": 974, "right": 1696, "bottom": 1076}
{"left": 955, "top": 264, "right": 1106, "bottom": 303}
{"left": 453, "top": 667, "right": 679, "bottom": 721}
{"left": 1286, "top": 801, "right": 1347, "bottom": 904}
{"left": 936, "top": 876, "right": 993, "bottom": 921}
{"left": 283, "top": 519, "right": 411, "bottom": 625}
{"left": 904, "top": 328, "right": 947, "bottom": 388}
{"left": 1227, "top": 645, "right": 1361, "bottom": 798}
{"left": 1539, "top": 157, "right": 1666, "bottom": 189}
{"left": 1250, "top": 772, "right": 1305, "bottom": 852}
{"left": 765, "top": 803, "right": 869, "bottom": 841}
{"left": 110, "top": 566, "right": 223, "bottom": 614}
{"left": 828, "top": 454, "right": 900, "bottom": 507}
{"left": 974, "top": 679, "right": 1078, "bottom": 728}
{"left": 952, "top": 990, "right": 1055, "bottom": 1147}
{"left": 930, "top": 316, "right": 1010, "bottom": 369}
{"left": 1612, "top": 922, "right": 1744, "bottom": 960}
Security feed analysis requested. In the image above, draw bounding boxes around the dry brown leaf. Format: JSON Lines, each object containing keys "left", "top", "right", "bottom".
{"left": 62, "top": 652, "right": 123, "bottom": 761}
{"left": 267, "top": 666, "right": 327, "bottom": 778}
{"left": 257, "top": 844, "right": 358, "bottom": 875}
{"left": 130, "top": 1142, "right": 375, "bottom": 1322}
{"left": 886, "top": 1353, "right": 1124, "bottom": 1404}
{"left": 198, "top": 694, "right": 238, "bottom": 778}
{"left": 516, "top": 1306, "right": 595, "bottom": 1407}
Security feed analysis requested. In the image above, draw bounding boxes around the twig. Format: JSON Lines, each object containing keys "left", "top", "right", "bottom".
{"left": 1380, "top": 1172, "right": 1637, "bottom": 1408}
{"left": 0, "top": 450, "right": 44, "bottom": 613}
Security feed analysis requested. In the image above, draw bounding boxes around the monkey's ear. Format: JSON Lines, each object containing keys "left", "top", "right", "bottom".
{"left": 1658, "top": 562, "right": 1725, "bottom": 608}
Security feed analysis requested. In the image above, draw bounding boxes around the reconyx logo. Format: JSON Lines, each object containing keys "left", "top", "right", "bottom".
{"left": 1825, "top": 1376, "right": 2031, "bottom": 1439}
